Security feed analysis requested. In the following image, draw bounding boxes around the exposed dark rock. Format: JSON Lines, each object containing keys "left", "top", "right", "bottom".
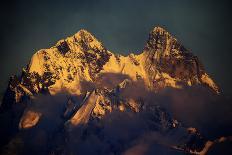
{"left": 57, "top": 41, "right": 70, "bottom": 55}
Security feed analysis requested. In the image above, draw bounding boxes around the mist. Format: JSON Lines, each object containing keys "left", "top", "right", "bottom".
{"left": 1, "top": 73, "right": 231, "bottom": 154}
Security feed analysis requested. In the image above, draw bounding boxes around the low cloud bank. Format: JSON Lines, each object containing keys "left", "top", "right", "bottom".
{"left": 1, "top": 74, "right": 232, "bottom": 154}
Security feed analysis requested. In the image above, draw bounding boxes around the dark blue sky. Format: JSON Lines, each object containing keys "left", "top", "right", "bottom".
{"left": 0, "top": 0, "right": 232, "bottom": 95}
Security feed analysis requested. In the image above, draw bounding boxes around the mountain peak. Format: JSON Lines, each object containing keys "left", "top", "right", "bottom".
{"left": 74, "top": 29, "right": 94, "bottom": 39}
{"left": 144, "top": 26, "right": 176, "bottom": 54}
{"left": 152, "top": 26, "right": 169, "bottom": 34}
{"left": 149, "top": 26, "right": 173, "bottom": 42}
{"left": 77, "top": 29, "right": 91, "bottom": 34}
{"left": 143, "top": 26, "right": 219, "bottom": 93}
{"left": 53, "top": 28, "right": 106, "bottom": 57}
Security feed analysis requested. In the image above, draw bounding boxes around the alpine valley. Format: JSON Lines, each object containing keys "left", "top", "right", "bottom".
{"left": 0, "top": 26, "right": 231, "bottom": 155}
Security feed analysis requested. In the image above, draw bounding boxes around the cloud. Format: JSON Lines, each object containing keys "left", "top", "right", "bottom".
{"left": 155, "top": 86, "right": 232, "bottom": 138}
{"left": 1, "top": 74, "right": 232, "bottom": 154}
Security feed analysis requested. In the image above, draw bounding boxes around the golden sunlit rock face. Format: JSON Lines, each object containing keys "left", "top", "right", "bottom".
{"left": 1, "top": 26, "right": 229, "bottom": 155}
{"left": 5, "top": 26, "right": 219, "bottom": 105}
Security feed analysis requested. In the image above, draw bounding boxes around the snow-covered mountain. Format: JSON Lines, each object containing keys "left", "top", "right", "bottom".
{"left": 0, "top": 26, "right": 230, "bottom": 155}
{"left": 2, "top": 27, "right": 219, "bottom": 105}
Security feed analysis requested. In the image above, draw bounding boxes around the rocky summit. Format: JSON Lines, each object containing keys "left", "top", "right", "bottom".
{"left": 0, "top": 26, "right": 230, "bottom": 155}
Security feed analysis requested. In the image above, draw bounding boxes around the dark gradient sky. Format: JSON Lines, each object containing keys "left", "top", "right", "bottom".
{"left": 0, "top": 0, "right": 232, "bottom": 95}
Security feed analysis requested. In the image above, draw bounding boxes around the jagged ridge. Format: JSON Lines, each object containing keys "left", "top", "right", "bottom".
{"left": 0, "top": 26, "right": 223, "bottom": 154}
{"left": 1, "top": 26, "right": 219, "bottom": 108}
